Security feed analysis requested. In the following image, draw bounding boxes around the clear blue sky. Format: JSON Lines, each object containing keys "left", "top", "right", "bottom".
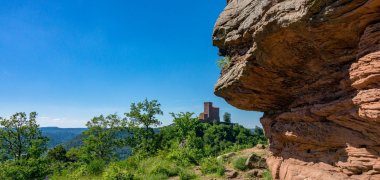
{"left": 0, "top": 0, "right": 263, "bottom": 128}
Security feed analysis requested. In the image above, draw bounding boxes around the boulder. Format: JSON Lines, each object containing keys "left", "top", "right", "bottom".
{"left": 217, "top": 152, "right": 236, "bottom": 162}
{"left": 245, "top": 153, "right": 267, "bottom": 169}
{"left": 225, "top": 169, "right": 238, "bottom": 179}
{"left": 255, "top": 144, "right": 266, "bottom": 149}
{"left": 247, "top": 169, "right": 264, "bottom": 178}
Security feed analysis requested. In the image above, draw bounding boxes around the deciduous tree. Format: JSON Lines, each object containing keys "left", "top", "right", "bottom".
{"left": 125, "top": 99, "right": 163, "bottom": 154}
{"left": 0, "top": 112, "right": 48, "bottom": 160}
{"left": 223, "top": 112, "right": 231, "bottom": 124}
{"left": 82, "top": 114, "right": 127, "bottom": 162}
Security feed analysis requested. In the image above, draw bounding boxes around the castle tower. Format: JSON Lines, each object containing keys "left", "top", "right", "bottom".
{"left": 199, "top": 102, "right": 220, "bottom": 123}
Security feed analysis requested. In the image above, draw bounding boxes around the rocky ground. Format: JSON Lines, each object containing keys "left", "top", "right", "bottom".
{"left": 169, "top": 145, "right": 270, "bottom": 180}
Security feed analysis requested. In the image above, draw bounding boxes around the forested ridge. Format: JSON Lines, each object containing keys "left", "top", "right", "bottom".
{"left": 0, "top": 99, "right": 268, "bottom": 180}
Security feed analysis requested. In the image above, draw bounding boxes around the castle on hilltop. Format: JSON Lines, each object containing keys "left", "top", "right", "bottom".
{"left": 199, "top": 102, "right": 220, "bottom": 123}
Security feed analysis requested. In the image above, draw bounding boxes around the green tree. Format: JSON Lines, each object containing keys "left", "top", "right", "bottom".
{"left": 0, "top": 112, "right": 48, "bottom": 160}
{"left": 125, "top": 99, "right": 162, "bottom": 130}
{"left": 125, "top": 99, "right": 163, "bottom": 154}
{"left": 81, "top": 114, "right": 127, "bottom": 162}
{"left": 223, "top": 112, "right": 231, "bottom": 124}
{"left": 252, "top": 126, "right": 267, "bottom": 145}
{"left": 170, "top": 112, "right": 199, "bottom": 143}
{"left": 0, "top": 148, "right": 10, "bottom": 162}
{"left": 47, "top": 145, "right": 67, "bottom": 162}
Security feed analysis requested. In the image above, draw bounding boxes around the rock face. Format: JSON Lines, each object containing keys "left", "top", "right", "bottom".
{"left": 212, "top": 0, "right": 380, "bottom": 179}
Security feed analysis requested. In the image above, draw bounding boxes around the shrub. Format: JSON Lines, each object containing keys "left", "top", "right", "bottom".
{"left": 68, "top": 163, "right": 89, "bottom": 179}
{"left": 47, "top": 145, "right": 68, "bottom": 162}
{"left": 102, "top": 163, "right": 134, "bottom": 180}
{"left": 143, "top": 173, "right": 168, "bottom": 180}
{"left": 179, "top": 169, "right": 197, "bottom": 180}
{"left": 149, "top": 159, "right": 179, "bottom": 177}
{"left": 166, "top": 149, "right": 199, "bottom": 166}
{"left": 0, "top": 158, "right": 51, "bottom": 180}
{"left": 263, "top": 169, "right": 273, "bottom": 180}
{"left": 200, "top": 157, "right": 225, "bottom": 176}
{"left": 87, "top": 159, "right": 106, "bottom": 175}
{"left": 150, "top": 165, "right": 178, "bottom": 177}
{"left": 217, "top": 56, "right": 231, "bottom": 69}
{"left": 232, "top": 157, "right": 248, "bottom": 171}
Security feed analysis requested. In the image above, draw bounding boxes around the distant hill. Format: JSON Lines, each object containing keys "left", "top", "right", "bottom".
{"left": 61, "top": 127, "right": 160, "bottom": 151}
{"left": 40, "top": 127, "right": 87, "bottom": 148}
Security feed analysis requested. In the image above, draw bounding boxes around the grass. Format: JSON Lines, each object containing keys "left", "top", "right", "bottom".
{"left": 262, "top": 169, "right": 273, "bottom": 180}
{"left": 179, "top": 169, "right": 197, "bottom": 180}
{"left": 200, "top": 157, "right": 225, "bottom": 176}
{"left": 232, "top": 157, "right": 248, "bottom": 171}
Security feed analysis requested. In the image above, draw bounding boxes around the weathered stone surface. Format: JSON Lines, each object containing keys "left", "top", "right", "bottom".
{"left": 245, "top": 153, "right": 267, "bottom": 169}
{"left": 225, "top": 169, "right": 239, "bottom": 179}
{"left": 217, "top": 152, "right": 237, "bottom": 161}
{"left": 212, "top": 0, "right": 380, "bottom": 179}
{"left": 247, "top": 169, "right": 265, "bottom": 178}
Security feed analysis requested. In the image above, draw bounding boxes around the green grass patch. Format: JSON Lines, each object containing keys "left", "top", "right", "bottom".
{"left": 200, "top": 157, "right": 225, "bottom": 176}
{"left": 179, "top": 169, "right": 197, "bottom": 180}
{"left": 262, "top": 169, "right": 273, "bottom": 180}
{"left": 232, "top": 157, "right": 248, "bottom": 171}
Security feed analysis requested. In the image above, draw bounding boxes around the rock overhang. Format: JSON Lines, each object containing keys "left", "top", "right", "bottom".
{"left": 212, "top": 0, "right": 380, "bottom": 179}
{"left": 213, "top": 0, "right": 380, "bottom": 112}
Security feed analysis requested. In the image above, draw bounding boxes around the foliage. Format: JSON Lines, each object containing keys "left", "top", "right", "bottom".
{"left": 102, "top": 163, "right": 134, "bottom": 180}
{"left": 0, "top": 158, "right": 51, "bottom": 180}
{"left": 223, "top": 112, "right": 231, "bottom": 123}
{"left": 66, "top": 147, "right": 81, "bottom": 162}
{"left": 232, "top": 157, "right": 248, "bottom": 171}
{"left": 179, "top": 169, "right": 197, "bottom": 180}
{"left": 125, "top": 99, "right": 163, "bottom": 154}
{"left": 125, "top": 99, "right": 163, "bottom": 130}
{"left": 217, "top": 56, "right": 231, "bottom": 69}
{"left": 47, "top": 145, "right": 68, "bottom": 162}
{"left": 81, "top": 114, "right": 128, "bottom": 162}
{"left": 149, "top": 161, "right": 179, "bottom": 177}
{"left": 252, "top": 126, "right": 268, "bottom": 145}
{"left": 0, "top": 148, "right": 10, "bottom": 162}
{"left": 200, "top": 157, "right": 225, "bottom": 176}
{"left": 170, "top": 112, "right": 199, "bottom": 143}
{"left": 0, "top": 112, "right": 48, "bottom": 160}
{"left": 87, "top": 159, "right": 106, "bottom": 175}
{"left": 0, "top": 103, "right": 269, "bottom": 180}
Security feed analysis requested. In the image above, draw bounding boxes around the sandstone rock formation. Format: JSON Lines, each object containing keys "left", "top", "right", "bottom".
{"left": 212, "top": 0, "right": 380, "bottom": 179}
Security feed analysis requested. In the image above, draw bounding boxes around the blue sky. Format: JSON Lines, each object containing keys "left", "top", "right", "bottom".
{"left": 0, "top": 0, "right": 263, "bottom": 128}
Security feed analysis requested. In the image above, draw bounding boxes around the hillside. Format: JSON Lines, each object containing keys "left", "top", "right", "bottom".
{"left": 40, "top": 127, "right": 87, "bottom": 148}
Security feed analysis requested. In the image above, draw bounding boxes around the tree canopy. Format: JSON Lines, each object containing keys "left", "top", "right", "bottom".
{"left": 0, "top": 112, "right": 47, "bottom": 161}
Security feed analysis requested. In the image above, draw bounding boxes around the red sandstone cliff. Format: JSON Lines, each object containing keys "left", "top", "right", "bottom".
{"left": 212, "top": 0, "right": 380, "bottom": 179}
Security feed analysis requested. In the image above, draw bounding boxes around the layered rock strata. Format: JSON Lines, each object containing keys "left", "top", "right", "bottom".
{"left": 212, "top": 0, "right": 380, "bottom": 179}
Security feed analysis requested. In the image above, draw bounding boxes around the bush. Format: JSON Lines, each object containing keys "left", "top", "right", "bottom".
{"left": 0, "top": 158, "right": 51, "bottom": 180}
{"left": 143, "top": 173, "right": 169, "bottom": 180}
{"left": 232, "top": 157, "right": 248, "bottom": 171}
{"left": 68, "top": 163, "right": 89, "bottom": 179}
{"left": 47, "top": 145, "right": 68, "bottom": 162}
{"left": 148, "top": 158, "right": 179, "bottom": 177}
{"left": 179, "top": 169, "right": 197, "bottom": 180}
{"left": 87, "top": 159, "right": 106, "bottom": 175}
{"left": 102, "top": 163, "right": 134, "bottom": 180}
{"left": 166, "top": 149, "right": 199, "bottom": 166}
{"left": 200, "top": 157, "right": 225, "bottom": 176}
